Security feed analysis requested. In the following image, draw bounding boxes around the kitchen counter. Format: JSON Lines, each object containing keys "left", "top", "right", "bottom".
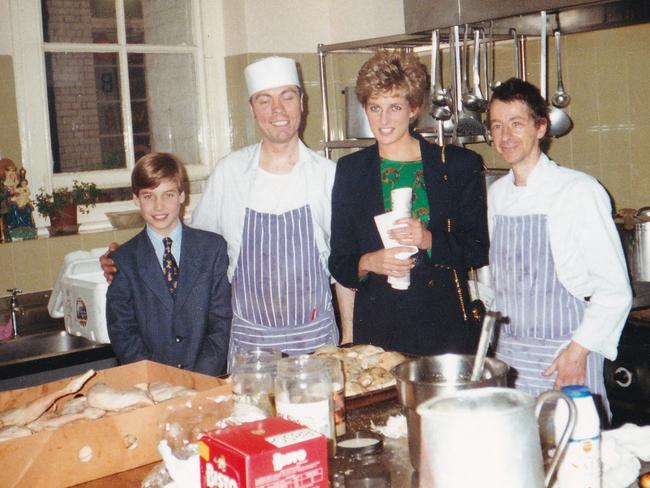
{"left": 71, "top": 396, "right": 649, "bottom": 488}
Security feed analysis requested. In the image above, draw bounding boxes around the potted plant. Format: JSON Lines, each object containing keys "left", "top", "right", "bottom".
{"left": 35, "top": 180, "right": 101, "bottom": 236}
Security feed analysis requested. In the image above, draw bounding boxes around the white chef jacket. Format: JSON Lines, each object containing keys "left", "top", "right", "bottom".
{"left": 191, "top": 140, "right": 336, "bottom": 281}
{"left": 487, "top": 153, "right": 632, "bottom": 360}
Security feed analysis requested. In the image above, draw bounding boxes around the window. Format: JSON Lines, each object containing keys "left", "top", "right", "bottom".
{"left": 11, "top": 0, "right": 229, "bottom": 229}
{"left": 42, "top": 0, "right": 202, "bottom": 174}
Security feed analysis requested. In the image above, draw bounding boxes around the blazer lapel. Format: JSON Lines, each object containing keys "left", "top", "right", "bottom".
{"left": 136, "top": 231, "right": 174, "bottom": 311}
{"left": 364, "top": 144, "right": 386, "bottom": 218}
{"left": 173, "top": 225, "right": 201, "bottom": 313}
{"left": 419, "top": 136, "right": 451, "bottom": 226}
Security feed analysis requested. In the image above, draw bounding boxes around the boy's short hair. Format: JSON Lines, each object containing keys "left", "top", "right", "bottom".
{"left": 131, "top": 152, "right": 187, "bottom": 196}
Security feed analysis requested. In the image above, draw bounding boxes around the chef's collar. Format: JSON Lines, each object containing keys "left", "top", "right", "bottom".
{"left": 243, "top": 139, "right": 311, "bottom": 175}
{"left": 506, "top": 152, "right": 550, "bottom": 189}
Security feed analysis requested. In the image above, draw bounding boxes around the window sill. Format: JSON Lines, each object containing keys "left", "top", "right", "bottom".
{"left": 31, "top": 193, "right": 202, "bottom": 238}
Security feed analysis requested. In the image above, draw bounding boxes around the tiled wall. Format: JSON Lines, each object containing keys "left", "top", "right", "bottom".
{"left": 0, "top": 228, "right": 140, "bottom": 298}
{"left": 226, "top": 23, "right": 650, "bottom": 212}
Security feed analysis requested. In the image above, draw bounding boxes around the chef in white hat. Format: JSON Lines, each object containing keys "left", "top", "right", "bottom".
{"left": 191, "top": 56, "right": 351, "bottom": 366}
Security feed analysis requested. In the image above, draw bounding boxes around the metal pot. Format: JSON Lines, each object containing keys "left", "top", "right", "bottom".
{"left": 616, "top": 207, "right": 650, "bottom": 283}
{"left": 391, "top": 354, "right": 509, "bottom": 471}
{"left": 416, "top": 387, "right": 576, "bottom": 488}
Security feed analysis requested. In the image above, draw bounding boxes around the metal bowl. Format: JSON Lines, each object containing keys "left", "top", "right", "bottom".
{"left": 391, "top": 353, "right": 509, "bottom": 471}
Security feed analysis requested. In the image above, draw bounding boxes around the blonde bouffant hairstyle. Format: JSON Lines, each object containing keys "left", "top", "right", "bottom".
{"left": 355, "top": 49, "right": 428, "bottom": 110}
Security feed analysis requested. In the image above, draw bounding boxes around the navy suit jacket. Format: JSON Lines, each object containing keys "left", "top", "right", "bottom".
{"left": 106, "top": 224, "right": 232, "bottom": 376}
{"left": 329, "top": 134, "right": 489, "bottom": 289}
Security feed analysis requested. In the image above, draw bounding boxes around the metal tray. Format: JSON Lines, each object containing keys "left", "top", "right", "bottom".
{"left": 346, "top": 382, "right": 398, "bottom": 411}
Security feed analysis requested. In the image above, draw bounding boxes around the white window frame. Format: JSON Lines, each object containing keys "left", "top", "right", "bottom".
{"left": 9, "top": 0, "right": 230, "bottom": 232}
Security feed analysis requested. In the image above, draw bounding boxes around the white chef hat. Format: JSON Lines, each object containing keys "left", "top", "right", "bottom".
{"left": 244, "top": 56, "right": 300, "bottom": 98}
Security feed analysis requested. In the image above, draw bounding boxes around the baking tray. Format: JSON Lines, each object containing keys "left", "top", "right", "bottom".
{"left": 345, "top": 382, "right": 398, "bottom": 411}
{"left": 337, "top": 343, "right": 405, "bottom": 411}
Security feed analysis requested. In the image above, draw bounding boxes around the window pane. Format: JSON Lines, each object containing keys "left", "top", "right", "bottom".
{"left": 42, "top": 0, "right": 118, "bottom": 44}
{"left": 132, "top": 53, "right": 199, "bottom": 164}
{"left": 125, "top": 0, "right": 193, "bottom": 45}
{"left": 46, "top": 52, "right": 127, "bottom": 173}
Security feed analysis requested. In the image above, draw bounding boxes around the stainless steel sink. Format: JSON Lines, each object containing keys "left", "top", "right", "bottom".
{"left": 0, "top": 331, "right": 103, "bottom": 365}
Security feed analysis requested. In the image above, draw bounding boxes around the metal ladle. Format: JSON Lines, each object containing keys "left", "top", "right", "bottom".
{"left": 456, "top": 26, "right": 486, "bottom": 137}
{"left": 470, "top": 311, "right": 499, "bottom": 382}
{"left": 488, "top": 21, "right": 500, "bottom": 91}
{"left": 540, "top": 12, "right": 573, "bottom": 137}
{"left": 431, "top": 29, "right": 452, "bottom": 108}
{"left": 551, "top": 31, "right": 571, "bottom": 108}
{"left": 461, "top": 29, "right": 487, "bottom": 113}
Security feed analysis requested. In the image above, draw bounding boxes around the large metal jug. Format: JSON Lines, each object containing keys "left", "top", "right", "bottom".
{"left": 416, "top": 387, "right": 576, "bottom": 488}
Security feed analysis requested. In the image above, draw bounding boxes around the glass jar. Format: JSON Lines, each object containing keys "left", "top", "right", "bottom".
{"left": 230, "top": 348, "right": 281, "bottom": 417}
{"left": 330, "top": 431, "right": 389, "bottom": 487}
{"left": 318, "top": 356, "right": 346, "bottom": 436}
{"left": 275, "top": 355, "right": 336, "bottom": 455}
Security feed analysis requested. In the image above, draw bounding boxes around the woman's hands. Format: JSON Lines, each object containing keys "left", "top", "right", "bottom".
{"left": 388, "top": 217, "right": 432, "bottom": 250}
{"left": 358, "top": 247, "right": 415, "bottom": 278}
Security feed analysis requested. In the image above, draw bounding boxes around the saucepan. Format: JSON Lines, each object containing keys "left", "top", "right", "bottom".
{"left": 391, "top": 353, "right": 509, "bottom": 470}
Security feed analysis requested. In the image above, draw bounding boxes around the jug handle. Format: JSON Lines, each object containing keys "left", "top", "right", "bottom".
{"left": 534, "top": 390, "right": 577, "bottom": 488}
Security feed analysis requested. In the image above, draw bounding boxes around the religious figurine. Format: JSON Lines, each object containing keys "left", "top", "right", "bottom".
{"left": 0, "top": 159, "right": 37, "bottom": 242}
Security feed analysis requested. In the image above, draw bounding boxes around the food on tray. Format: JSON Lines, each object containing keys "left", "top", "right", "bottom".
{"left": 313, "top": 344, "right": 407, "bottom": 396}
{"left": 0, "top": 425, "right": 32, "bottom": 442}
{"left": 148, "top": 382, "right": 197, "bottom": 403}
{"left": 0, "top": 369, "right": 198, "bottom": 441}
{"left": 0, "top": 369, "right": 95, "bottom": 427}
{"left": 27, "top": 407, "right": 106, "bottom": 432}
{"left": 58, "top": 395, "right": 89, "bottom": 415}
{"left": 87, "top": 383, "right": 155, "bottom": 411}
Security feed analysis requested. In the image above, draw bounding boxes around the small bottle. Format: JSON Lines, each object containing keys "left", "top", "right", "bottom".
{"left": 554, "top": 385, "right": 602, "bottom": 488}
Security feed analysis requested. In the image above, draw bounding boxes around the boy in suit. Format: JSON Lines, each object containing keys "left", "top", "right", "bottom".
{"left": 106, "top": 153, "right": 232, "bottom": 376}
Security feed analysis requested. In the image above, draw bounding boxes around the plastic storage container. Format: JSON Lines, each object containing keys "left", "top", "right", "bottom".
{"left": 48, "top": 248, "right": 110, "bottom": 343}
{"left": 554, "top": 385, "right": 602, "bottom": 488}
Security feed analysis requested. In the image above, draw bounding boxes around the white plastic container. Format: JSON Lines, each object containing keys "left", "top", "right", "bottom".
{"left": 48, "top": 248, "right": 110, "bottom": 343}
{"left": 554, "top": 385, "right": 602, "bottom": 488}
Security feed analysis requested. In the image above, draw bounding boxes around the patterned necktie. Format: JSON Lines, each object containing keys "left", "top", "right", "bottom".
{"left": 162, "top": 237, "right": 179, "bottom": 294}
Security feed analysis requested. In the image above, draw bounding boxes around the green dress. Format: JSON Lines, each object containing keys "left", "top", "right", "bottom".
{"left": 380, "top": 158, "right": 430, "bottom": 225}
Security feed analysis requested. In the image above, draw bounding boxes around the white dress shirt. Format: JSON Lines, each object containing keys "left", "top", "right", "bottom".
{"left": 487, "top": 153, "right": 632, "bottom": 360}
{"left": 191, "top": 140, "right": 336, "bottom": 281}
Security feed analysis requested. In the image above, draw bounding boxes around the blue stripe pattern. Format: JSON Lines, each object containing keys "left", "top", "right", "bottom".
{"left": 491, "top": 214, "right": 584, "bottom": 338}
{"left": 229, "top": 206, "right": 337, "bottom": 367}
{"left": 491, "top": 214, "right": 610, "bottom": 418}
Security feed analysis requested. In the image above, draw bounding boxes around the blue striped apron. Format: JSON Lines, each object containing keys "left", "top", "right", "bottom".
{"left": 491, "top": 214, "right": 610, "bottom": 417}
{"left": 227, "top": 205, "right": 338, "bottom": 369}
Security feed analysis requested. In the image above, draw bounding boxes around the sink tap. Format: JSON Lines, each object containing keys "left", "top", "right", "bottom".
{"left": 7, "top": 288, "right": 23, "bottom": 338}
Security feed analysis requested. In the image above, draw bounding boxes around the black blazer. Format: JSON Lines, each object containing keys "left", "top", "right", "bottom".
{"left": 329, "top": 134, "right": 489, "bottom": 289}
{"left": 106, "top": 224, "right": 232, "bottom": 376}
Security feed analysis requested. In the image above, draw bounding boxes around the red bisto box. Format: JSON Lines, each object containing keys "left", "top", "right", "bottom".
{"left": 199, "top": 416, "right": 328, "bottom": 488}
